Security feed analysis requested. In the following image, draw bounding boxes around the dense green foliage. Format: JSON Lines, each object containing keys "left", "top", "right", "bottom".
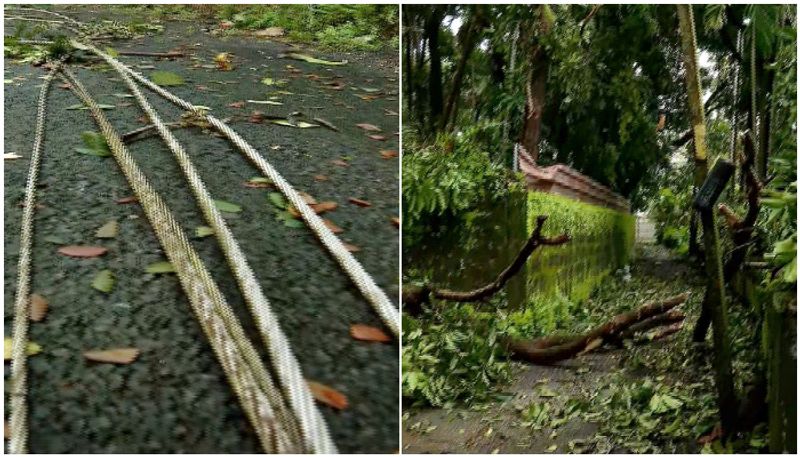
{"left": 402, "top": 131, "right": 524, "bottom": 250}
{"left": 217, "top": 4, "right": 398, "bottom": 51}
{"left": 402, "top": 191, "right": 636, "bottom": 406}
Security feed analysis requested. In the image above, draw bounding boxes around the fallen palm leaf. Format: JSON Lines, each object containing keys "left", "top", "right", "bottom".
{"left": 29, "top": 293, "right": 48, "bottom": 322}
{"left": 4, "top": 338, "right": 42, "bottom": 360}
{"left": 58, "top": 245, "right": 108, "bottom": 258}
{"left": 83, "top": 347, "right": 139, "bottom": 364}
{"left": 92, "top": 269, "right": 115, "bottom": 293}
{"left": 307, "top": 380, "right": 348, "bottom": 410}
{"left": 95, "top": 220, "right": 118, "bottom": 239}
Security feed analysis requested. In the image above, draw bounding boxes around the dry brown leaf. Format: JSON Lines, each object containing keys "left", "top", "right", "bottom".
{"left": 314, "top": 174, "right": 329, "bottom": 181}
{"left": 29, "top": 293, "right": 48, "bottom": 322}
{"left": 83, "top": 347, "right": 139, "bottom": 364}
{"left": 299, "top": 192, "right": 317, "bottom": 205}
{"left": 307, "top": 380, "right": 348, "bottom": 410}
{"left": 311, "top": 201, "right": 338, "bottom": 214}
{"left": 348, "top": 197, "right": 371, "bottom": 208}
{"left": 243, "top": 181, "right": 272, "bottom": 189}
{"left": 57, "top": 246, "right": 108, "bottom": 258}
{"left": 249, "top": 111, "right": 264, "bottom": 124}
{"left": 391, "top": 217, "right": 400, "bottom": 228}
{"left": 380, "top": 150, "right": 398, "bottom": 159}
{"left": 343, "top": 243, "right": 360, "bottom": 252}
{"left": 115, "top": 196, "right": 138, "bottom": 204}
{"left": 368, "top": 134, "right": 387, "bottom": 141}
{"left": 323, "top": 219, "right": 344, "bottom": 234}
{"left": 350, "top": 324, "right": 391, "bottom": 343}
{"left": 355, "top": 123, "right": 381, "bottom": 132}
{"left": 4, "top": 420, "right": 8, "bottom": 439}
{"left": 228, "top": 101, "right": 245, "bottom": 109}
{"left": 288, "top": 205, "right": 301, "bottom": 219}
{"left": 331, "top": 159, "right": 349, "bottom": 167}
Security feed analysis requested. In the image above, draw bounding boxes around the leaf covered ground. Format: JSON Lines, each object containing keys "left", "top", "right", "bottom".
{"left": 5, "top": 5, "right": 398, "bottom": 453}
{"left": 403, "top": 244, "right": 769, "bottom": 454}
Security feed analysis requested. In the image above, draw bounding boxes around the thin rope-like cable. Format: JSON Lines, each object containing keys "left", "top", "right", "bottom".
{"left": 61, "top": 66, "right": 302, "bottom": 453}
{"left": 8, "top": 61, "right": 61, "bottom": 455}
{"left": 71, "top": 41, "right": 399, "bottom": 336}
{"left": 108, "top": 52, "right": 336, "bottom": 454}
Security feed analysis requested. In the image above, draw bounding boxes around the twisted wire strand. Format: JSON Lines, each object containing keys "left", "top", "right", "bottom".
{"left": 8, "top": 61, "right": 62, "bottom": 455}
{"left": 107, "top": 51, "right": 336, "bottom": 454}
{"left": 61, "top": 66, "right": 302, "bottom": 453}
{"left": 72, "top": 41, "right": 400, "bottom": 336}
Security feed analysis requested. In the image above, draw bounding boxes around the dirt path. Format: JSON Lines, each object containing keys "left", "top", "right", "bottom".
{"left": 403, "top": 243, "right": 705, "bottom": 454}
{"left": 5, "top": 7, "right": 398, "bottom": 453}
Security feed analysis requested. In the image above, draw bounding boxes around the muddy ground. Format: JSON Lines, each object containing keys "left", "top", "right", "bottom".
{"left": 4, "top": 6, "right": 399, "bottom": 453}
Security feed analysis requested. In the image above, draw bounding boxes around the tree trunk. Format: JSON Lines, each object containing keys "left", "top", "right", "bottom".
{"left": 441, "top": 8, "right": 484, "bottom": 130}
{"left": 519, "top": 6, "right": 551, "bottom": 163}
{"left": 425, "top": 8, "right": 444, "bottom": 131}
{"left": 677, "top": 4, "right": 738, "bottom": 437}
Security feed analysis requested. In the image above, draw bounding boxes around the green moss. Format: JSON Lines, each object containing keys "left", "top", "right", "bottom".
{"left": 524, "top": 191, "right": 636, "bottom": 333}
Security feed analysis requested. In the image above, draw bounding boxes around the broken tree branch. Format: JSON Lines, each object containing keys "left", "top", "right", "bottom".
{"left": 505, "top": 292, "right": 690, "bottom": 365}
{"left": 402, "top": 215, "right": 569, "bottom": 315}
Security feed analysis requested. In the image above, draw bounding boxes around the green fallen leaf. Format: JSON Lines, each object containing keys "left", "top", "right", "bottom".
{"left": 145, "top": 261, "right": 175, "bottom": 274}
{"left": 195, "top": 226, "right": 214, "bottom": 238}
{"left": 150, "top": 71, "right": 185, "bottom": 86}
{"left": 249, "top": 177, "right": 273, "bottom": 184}
{"left": 92, "top": 269, "right": 115, "bottom": 293}
{"left": 104, "top": 46, "right": 119, "bottom": 58}
{"left": 76, "top": 131, "right": 112, "bottom": 157}
{"left": 285, "top": 52, "right": 347, "bottom": 66}
{"left": 271, "top": 119, "right": 318, "bottom": 128}
{"left": 283, "top": 218, "right": 305, "bottom": 228}
{"left": 214, "top": 199, "right": 242, "bottom": 213}
{"left": 268, "top": 192, "right": 287, "bottom": 209}
{"left": 4, "top": 338, "right": 42, "bottom": 360}
{"left": 95, "top": 220, "right": 118, "bottom": 238}
{"left": 261, "top": 77, "right": 287, "bottom": 86}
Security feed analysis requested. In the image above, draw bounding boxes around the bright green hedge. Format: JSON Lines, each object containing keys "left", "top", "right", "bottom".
{"left": 525, "top": 191, "right": 636, "bottom": 333}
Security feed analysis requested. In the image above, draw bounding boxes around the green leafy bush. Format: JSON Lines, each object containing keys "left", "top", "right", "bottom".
{"left": 402, "top": 303, "right": 512, "bottom": 407}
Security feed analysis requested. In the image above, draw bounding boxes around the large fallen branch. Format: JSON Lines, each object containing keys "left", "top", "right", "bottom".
{"left": 505, "top": 292, "right": 690, "bottom": 364}
{"left": 402, "top": 215, "right": 570, "bottom": 315}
